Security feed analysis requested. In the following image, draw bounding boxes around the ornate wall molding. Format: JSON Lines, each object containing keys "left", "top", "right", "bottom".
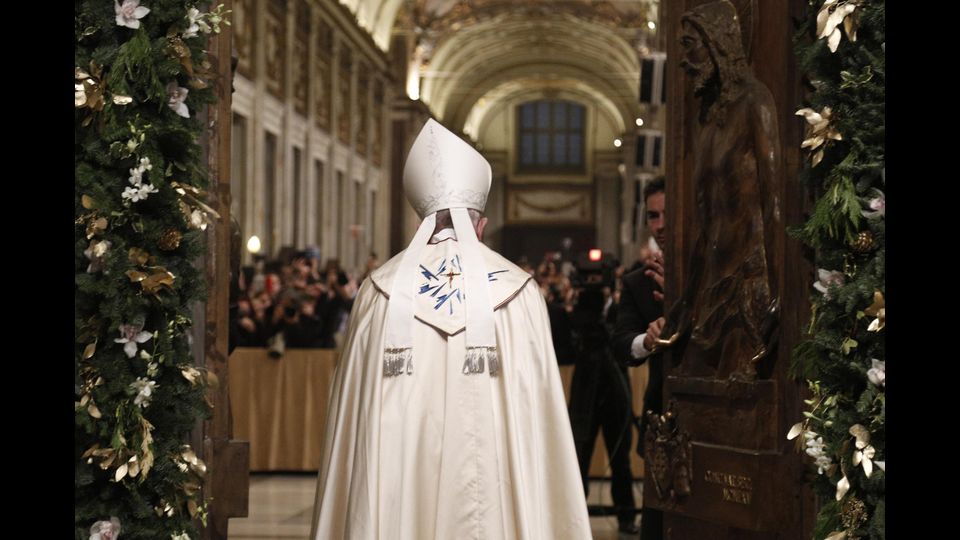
{"left": 505, "top": 185, "right": 592, "bottom": 225}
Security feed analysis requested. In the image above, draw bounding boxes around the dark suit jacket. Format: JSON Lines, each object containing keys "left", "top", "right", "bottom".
{"left": 612, "top": 268, "right": 664, "bottom": 450}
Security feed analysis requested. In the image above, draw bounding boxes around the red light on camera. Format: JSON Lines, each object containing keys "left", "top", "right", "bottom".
{"left": 588, "top": 249, "right": 602, "bottom": 262}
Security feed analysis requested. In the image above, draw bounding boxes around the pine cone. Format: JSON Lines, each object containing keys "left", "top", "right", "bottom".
{"left": 159, "top": 229, "right": 183, "bottom": 251}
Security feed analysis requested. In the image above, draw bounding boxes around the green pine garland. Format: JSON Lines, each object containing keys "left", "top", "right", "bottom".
{"left": 788, "top": 1, "right": 884, "bottom": 539}
{"left": 75, "top": 2, "right": 229, "bottom": 539}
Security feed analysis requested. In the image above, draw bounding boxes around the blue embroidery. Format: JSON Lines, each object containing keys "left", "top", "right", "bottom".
{"left": 417, "top": 255, "right": 508, "bottom": 317}
{"left": 435, "top": 288, "right": 459, "bottom": 313}
{"left": 419, "top": 283, "right": 442, "bottom": 296}
{"left": 419, "top": 264, "right": 439, "bottom": 281}
{"left": 419, "top": 258, "right": 462, "bottom": 314}
{"left": 488, "top": 269, "right": 508, "bottom": 282}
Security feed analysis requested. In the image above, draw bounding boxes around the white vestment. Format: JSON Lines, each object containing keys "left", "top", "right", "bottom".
{"left": 310, "top": 237, "right": 592, "bottom": 539}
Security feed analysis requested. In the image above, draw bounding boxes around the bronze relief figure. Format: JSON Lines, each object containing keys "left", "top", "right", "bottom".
{"left": 660, "top": 0, "right": 781, "bottom": 381}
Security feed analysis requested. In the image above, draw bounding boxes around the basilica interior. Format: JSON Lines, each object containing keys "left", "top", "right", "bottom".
{"left": 228, "top": 3, "right": 665, "bottom": 538}
{"left": 76, "top": 0, "right": 885, "bottom": 539}
{"left": 229, "top": 0, "right": 664, "bottom": 271}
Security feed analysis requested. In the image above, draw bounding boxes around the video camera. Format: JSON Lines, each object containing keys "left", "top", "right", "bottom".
{"left": 568, "top": 249, "right": 618, "bottom": 340}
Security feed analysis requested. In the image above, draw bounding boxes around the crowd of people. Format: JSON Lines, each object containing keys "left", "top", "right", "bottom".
{"left": 233, "top": 245, "right": 649, "bottom": 356}
{"left": 230, "top": 248, "right": 379, "bottom": 354}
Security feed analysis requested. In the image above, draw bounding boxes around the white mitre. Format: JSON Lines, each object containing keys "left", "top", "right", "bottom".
{"left": 378, "top": 119, "right": 504, "bottom": 377}
{"left": 403, "top": 119, "right": 492, "bottom": 218}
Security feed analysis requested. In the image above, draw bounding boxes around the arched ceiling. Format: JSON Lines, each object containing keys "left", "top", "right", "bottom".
{"left": 337, "top": 0, "right": 409, "bottom": 51}
{"left": 421, "top": 13, "right": 641, "bottom": 133}
{"left": 337, "top": 1, "right": 659, "bottom": 138}
{"left": 340, "top": 0, "right": 655, "bottom": 55}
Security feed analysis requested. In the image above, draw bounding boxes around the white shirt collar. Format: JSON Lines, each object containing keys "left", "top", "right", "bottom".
{"left": 429, "top": 227, "right": 458, "bottom": 243}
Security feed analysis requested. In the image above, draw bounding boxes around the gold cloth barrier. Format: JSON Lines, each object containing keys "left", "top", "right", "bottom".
{"left": 230, "top": 347, "right": 648, "bottom": 476}
{"left": 229, "top": 348, "right": 339, "bottom": 471}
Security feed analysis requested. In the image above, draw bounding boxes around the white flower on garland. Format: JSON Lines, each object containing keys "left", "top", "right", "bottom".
{"left": 84, "top": 239, "right": 112, "bottom": 273}
{"left": 183, "top": 4, "right": 231, "bottom": 38}
{"left": 138, "top": 183, "right": 159, "bottom": 199}
{"left": 206, "top": 5, "right": 229, "bottom": 34}
{"left": 861, "top": 188, "right": 885, "bottom": 220}
{"left": 167, "top": 83, "right": 190, "bottom": 118}
{"left": 190, "top": 208, "right": 209, "bottom": 230}
{"left": 813, "top": 269, "right": 845, "bottom": 299}
{"left": 171, "top": 533, "right": 191, "bottom": 540}
{"left": 804, "top": 431, "right": 833, "bottom": 475}
{"left": 183, "top": 8, "right": 203, "bottom": 38}
{"left": 126, "top": 123, "right": 146, "bottom": 153}
{"left": 122, "top": 186, "right": 142, "bottom": 202}
{"left": 122, "top": 185, "right": 155, "bottom": 203}
{"left": 128, "top": 166, "right": 144, "bottom": 186}
{"left": 115, "top": 0, "right": 150, "bottom": 30}
{"left": 866, "top": 358, "right": 885, "bottom": 387}
{"left": 123, "top": 159, "right": 158, "bottom": 203}
{"left": 89, "top": 517, "right": 121, "bottom": 540}
{"left": 130, "top": 377, "right": 158, "bottom": 408}
{"left": 115, "top": 323, "right": 153, "bottom": 358}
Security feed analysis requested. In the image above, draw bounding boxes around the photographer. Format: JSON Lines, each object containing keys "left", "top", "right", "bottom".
{"left": 566, "top": 253, "right": 639, "bottom": 535}
{"left": 317, "top": 260, "right": 352, "bottom": 349}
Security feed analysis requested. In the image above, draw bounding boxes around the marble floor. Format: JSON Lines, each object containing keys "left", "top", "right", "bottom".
{"left": 229, "top": 474, "right": 646, "bottom": 540}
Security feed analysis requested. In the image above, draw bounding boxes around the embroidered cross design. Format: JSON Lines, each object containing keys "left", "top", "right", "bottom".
{"left": 443, "top": 269, "right": 461, "bottom": 288}
{"left": 417, "top": 254, "right": 508, "bottom": 316}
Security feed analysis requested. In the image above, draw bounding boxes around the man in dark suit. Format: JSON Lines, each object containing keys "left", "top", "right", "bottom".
{"left": 613, "top": 177, "right": 666, "bottom": 540}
